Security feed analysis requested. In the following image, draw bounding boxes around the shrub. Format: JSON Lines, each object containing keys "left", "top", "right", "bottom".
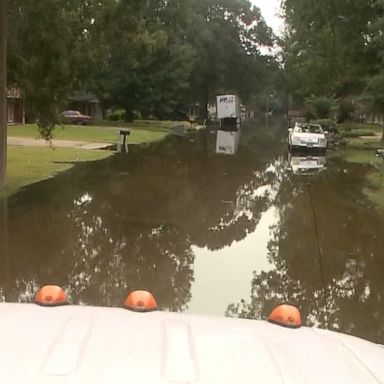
{"left": 305, "top": 96, "right": 333, "bottom": 119}
{"left": 311, "top": 118, "right": 338, "bottom": 133}
{"left": 337, "top": 100, "right": 355, "bottom": 123}
{"left": 107, "top": 109, "right": 125, "bottom": 121}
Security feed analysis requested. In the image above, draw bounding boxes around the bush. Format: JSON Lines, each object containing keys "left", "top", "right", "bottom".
{"left": 311, "top": 118, "right": 338, "bottom": 133}
{"left": 314, "top": 97, "right": 332, "bottom": 118}
{"left": 305, "top": 96, "right": 333, "bottom": 119}
{"left": 107, "top": 109, "right": 125, "bottom": 121}
{"left": 337, "top": 100, "right": 355, "bottom": 123}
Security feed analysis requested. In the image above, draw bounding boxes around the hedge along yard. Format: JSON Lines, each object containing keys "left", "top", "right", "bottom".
{"left": 2, "top": 121, "right": 175, "bottom": 198}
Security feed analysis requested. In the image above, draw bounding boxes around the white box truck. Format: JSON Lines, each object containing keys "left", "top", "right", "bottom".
{"left": 216, "top": 95, "right": 240, "bottom": 119}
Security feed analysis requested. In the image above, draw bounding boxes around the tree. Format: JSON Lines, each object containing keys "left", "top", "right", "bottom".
{"left": 187, "top": 0, "right": 274, "bottom": 119}
{"left": 0, "top": 0, "right": 6, "bottom": 189}
{"left": 364, "top": 1, "right": 384, "bottom": 143}
{"left": 7, "top": 0, "right": 105, "bottom": 138}
{"left": 282, "top": 0, "right": 380, "bottom": 105}
{"left": 94, "top": 0, "right": 275, "bottom": 120}
{"left": 364, "top": 74, "right": 384, "bottom": 143}
{"left": 94, "top": 0, "right": 195, "bottom": 120}
{"left": 5, "top": 0, "right": 278, "bottom": 134}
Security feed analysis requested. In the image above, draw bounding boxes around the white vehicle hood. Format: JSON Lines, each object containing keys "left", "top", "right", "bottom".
{"left": 0, "top": 303, "right": 383, "bottom": 383}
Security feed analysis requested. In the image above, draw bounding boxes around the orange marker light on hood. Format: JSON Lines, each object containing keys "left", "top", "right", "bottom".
{"left": 267, "top": 304, "right": 302, "bottom": 328}
{"left": 124, "top": 290, "right": 158, "bottom": 312}
{"left": 35, "top": 285, "right": 68, "bottom": 307}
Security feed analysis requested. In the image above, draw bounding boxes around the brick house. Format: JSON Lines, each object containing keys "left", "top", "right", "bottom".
{"left": 7, "top": 87, "right": 25, "bottom": 124}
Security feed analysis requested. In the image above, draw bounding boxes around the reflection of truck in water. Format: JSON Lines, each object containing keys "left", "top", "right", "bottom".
{"left": 289, "top": 154, "right": 327, "bottom": 175}
{"left": 216, "top": 130, "right": 240, "bottom": 155}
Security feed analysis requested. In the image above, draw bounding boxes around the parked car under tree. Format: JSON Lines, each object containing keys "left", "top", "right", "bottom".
{"left": 60, "top": 110, "right": 91, "bottom": 125}
{"left": 288, "top": 123, "right": 328, "bottom": 152}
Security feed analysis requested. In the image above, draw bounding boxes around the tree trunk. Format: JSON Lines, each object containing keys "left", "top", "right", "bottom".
{"left": 124, "top": 107, "right": 134, "bottom": 122}
{"left": 0, "top": 198, "right": 14, "bottom": 301}
{"left": 199, "top": 89, "right": 209, "bottom": 123}
{"left": 0, "top": 0, "right": 7, "bottom": 189}
{"left": 381, "top": 121, "right": 384, "bottom": 145}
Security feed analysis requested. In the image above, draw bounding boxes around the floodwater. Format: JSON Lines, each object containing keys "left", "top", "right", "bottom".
{"left": 1, "top": 121, "right": 384, "bottom": 344}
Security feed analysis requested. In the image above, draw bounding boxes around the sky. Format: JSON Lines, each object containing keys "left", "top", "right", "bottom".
{"left": 250, "top": 0, "right": 283, "bottom": 35}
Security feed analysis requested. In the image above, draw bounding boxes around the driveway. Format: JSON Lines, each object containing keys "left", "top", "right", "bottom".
{"left": 7, "top": 136, "right": 110, "bottom": 150}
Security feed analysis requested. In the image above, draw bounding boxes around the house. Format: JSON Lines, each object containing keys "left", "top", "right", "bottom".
{"left": 7, "top": 87, "right": 25, "bottom": 124}
{"left": 68, "top": 92, "right": 102, "bottom": 120}
{"left": 287, "top": 109, "right": 306, "bottom": 127}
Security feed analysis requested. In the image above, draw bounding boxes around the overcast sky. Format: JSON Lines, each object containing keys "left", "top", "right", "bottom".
{"left": 250, "top": 0, "right": 283, "bottom": 34}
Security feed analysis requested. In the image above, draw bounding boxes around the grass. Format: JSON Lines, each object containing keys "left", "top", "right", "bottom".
{"left": 365, "top": 169, "right": 384, "bottom": 211}
{"left": 339, "top": 122, "right": 382, "bottom": 148}
{"left": 341, "top": 149, "right": 383, "bottom": 165}
{"left": 341, "top": 148, "right": 384, "bottom": 211}
{"left": 1, "top": 120, "right": 180, "bottom": 199}
{"left": 336, "top": 123, "right": 382, "bottom": 149}
{"left": 8, "top": 120, "right": 174, "bottom": 144}
{"left": 0, "top": 147, "right": 112, "bottom": 199}
{"left": 339, "top": 122, "right": 383, "bottom": 133}
{"left": 342, "top": 130, "right": 376, "bottom": 138}
{"left": 344, "top": 138, "right": 382, "bottom": 150}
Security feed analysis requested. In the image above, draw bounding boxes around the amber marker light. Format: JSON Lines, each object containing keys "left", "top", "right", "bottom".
{"left": 35, "top": 285, "right": 68, "bottom": 307}
{"left": 267, "top": 304, "right": 302, "bottom": 328}
{"left": 124, "top": 290, "right": 158, "bottom": 312}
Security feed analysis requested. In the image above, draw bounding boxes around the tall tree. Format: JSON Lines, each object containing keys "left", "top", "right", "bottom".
{"left": 95, "top": 0, "right": 275, "bottom": 120}
{"left": 0, "top": 0, "right": 6, "bottom": 189}
{"left": 7, "top": 0, "right": 104, "bottom": 138}
{"left": 362, "top": 1, "right": 384, "bottom": 142}
{"left": 282, "top": 0, "right": 380, "bottom": 105}
{"left": 95, "top": 0, "right": 195, "bottom": 120}
{"left": 187, "top": 0, "right": 274, "bottom": 119}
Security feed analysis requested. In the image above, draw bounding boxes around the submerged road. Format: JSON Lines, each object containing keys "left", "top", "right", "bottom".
{"left": 1, "top": 121, "right": 384, "bottom": 343}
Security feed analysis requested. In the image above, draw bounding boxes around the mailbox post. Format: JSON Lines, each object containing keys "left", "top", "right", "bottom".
{"left": 119, "top": 129, "right": 131, "bottom": 153}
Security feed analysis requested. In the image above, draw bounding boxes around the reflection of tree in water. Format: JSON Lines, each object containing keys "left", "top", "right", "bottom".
{"left": 64, "top": 193, "right": 195, "bottom": 310}
{"left": 227, "top": 157, "right": 384, "bottom": 343}
{"left": 1, "top": 128, "right": 282, "bottom": 310}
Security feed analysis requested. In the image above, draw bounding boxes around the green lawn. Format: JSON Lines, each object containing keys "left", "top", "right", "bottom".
{"left": 338, "top": 122, "right": 382, "bottom": 149}
{"left": 339, "top": 122, "right": 383, "bottom": 133}
{"left": 344, "top": 138, "right": 382, "bottom": 150}
{"left": 341, "top": 149, "right": 384, "bottom": 211}
{"left": 0, "top": 147, "right": 112, "bottom": 199}
{"left": 365, "top": 169, "right": 384, "bottom": 211}
{"left": 1, "top": 120, "right": 178, "bottom": 199}
{"left": 8, "top": 121, "right": 174, "bottom": 144}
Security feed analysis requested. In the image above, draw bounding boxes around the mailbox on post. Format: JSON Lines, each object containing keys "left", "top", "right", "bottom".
{"left": 119, "top": 129, "right": 131, "bottom": 153}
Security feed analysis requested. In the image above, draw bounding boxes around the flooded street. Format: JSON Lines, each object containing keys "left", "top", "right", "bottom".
{"left": 1, "top": 121, "right": 384, "bottom": 343}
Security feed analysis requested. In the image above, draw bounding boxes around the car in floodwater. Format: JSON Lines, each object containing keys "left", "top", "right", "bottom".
{"left": 288, "top": 123, "right": 328, "bottom": 152}
{"left": 289, "top": 154, "right": 327, "bottom": 175}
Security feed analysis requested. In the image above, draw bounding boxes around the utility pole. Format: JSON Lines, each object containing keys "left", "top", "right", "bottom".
{"left": 0, "top": 0, "right": 7, "bottom": 189}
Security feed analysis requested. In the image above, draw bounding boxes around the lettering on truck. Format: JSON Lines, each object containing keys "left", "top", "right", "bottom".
{"left": 219, "top": 96, "right": 234, "bottom": 103}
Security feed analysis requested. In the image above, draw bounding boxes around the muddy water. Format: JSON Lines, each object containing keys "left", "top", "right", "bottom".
{"left": 1, "top": 122, "right": 384, "bottom": 343}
